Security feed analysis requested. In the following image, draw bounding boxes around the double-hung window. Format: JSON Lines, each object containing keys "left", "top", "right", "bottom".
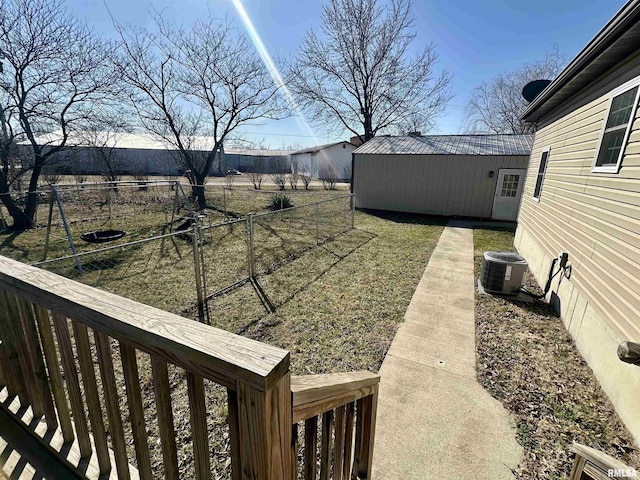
{"left": 593, "top": 78, "right": 640, "bottom": 173}
{"left": 533, "top": 147, "right": 550, "bottom": 201}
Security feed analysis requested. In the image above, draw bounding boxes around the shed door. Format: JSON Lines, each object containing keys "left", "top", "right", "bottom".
{"left": 491, "top": 169, "right": 526, "bottom": 221}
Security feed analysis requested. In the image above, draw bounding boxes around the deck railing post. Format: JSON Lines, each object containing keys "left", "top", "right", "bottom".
{"left": 230, "top": 372, "right": 293, "bottom": 479}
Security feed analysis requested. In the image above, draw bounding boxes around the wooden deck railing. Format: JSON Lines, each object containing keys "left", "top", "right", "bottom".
{"left": 291, "top": 371, "right": 380, "bottom": 480}
{"left": 0, "top": 255, "right": 379, "bottom": 479}
{"left": 569, "top": 443, "right": 637, "bottom": 480}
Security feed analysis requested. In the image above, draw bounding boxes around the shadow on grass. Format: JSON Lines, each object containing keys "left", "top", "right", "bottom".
{"left": 234, "top": 229, "right": 376, "bottom": 335}
{"left": 0, "top": 230, "right": 35, "bottom": 261}
{"left": 358, "top": 209, "right": 449, "bottom": 226}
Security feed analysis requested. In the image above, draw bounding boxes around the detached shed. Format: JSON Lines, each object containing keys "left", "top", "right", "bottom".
{"left": 353, "top": 134, "right": 534, "bottom": 221}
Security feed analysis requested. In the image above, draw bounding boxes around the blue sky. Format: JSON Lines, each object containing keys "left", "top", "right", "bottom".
{"left": 69, "top": 0, "right": 625, "bottom": 148}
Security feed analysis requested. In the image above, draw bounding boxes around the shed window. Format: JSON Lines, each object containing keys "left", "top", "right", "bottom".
{"left": 593, "top": 79, "right": 640, "bottom": 173}
{"left": 500, "top": 174, "right": 520, "bottom": 197}
{"left": 533, "top": 149, "right": 549, "bottom": 201}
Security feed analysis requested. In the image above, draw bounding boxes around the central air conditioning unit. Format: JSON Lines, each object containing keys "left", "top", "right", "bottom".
{"left": 480, "top": 251, "right": 528, "bottom": 295}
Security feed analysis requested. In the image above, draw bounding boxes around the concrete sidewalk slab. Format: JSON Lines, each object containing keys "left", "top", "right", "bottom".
{"left": 372, "top": 223, "right": 521, "bottom": 479}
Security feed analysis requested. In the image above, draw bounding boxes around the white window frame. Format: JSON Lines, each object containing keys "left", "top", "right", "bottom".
{"left": 533, "top": 146, "right": 551, "bottom": 202}
{"left": 592, "top": 76, "right": 640, "bottom": 174}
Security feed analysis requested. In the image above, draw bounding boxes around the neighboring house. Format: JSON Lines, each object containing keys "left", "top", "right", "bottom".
{"left": 352, "top": 134, "right": 533, "bottom": 221}
{"left": 516, "top": 0, "right": 640, "bottom": 442}
{"left": 292, "top": 141, "right": 356, "bottom": 180}
{"left": 21, "top": 131, "right": 293, "bottom": 176}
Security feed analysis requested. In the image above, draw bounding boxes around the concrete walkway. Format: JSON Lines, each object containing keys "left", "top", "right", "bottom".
{"left": 372, "top": 223, "right": 521, "bottom": 479}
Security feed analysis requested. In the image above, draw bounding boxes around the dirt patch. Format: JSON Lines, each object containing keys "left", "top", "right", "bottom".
{"left": 474, "top": 227, "right": 640, "bottom": 479}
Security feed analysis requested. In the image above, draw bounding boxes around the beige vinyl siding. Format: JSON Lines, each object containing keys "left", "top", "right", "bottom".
{"left": 354, "top": 154, "right": 529, "bottom": 218}
{"left": 518, "top": 56, "right": 640, "bottom": 342}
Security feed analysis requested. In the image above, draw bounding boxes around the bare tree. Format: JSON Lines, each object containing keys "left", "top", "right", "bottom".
{"left": 319, "top": 162, "right": 338, "bottom": 190}
{"left": 290, "top": 0, "right": 451, "bottom": 143}
{"left": 270, "top": 157, "right": 287, "bottom": 191}
{"left": 0, "top": 0, "right": 116, "bottom": 228}
{"left": 299, "top": 164, "right": 312, "bottom": 190}
{"left": 288, "top": 172, "right": 299, "bottom": 190}
{"left": 248, "top": 171, "right": 264, "bottom": 190}
{"left": 248, "top": 157, "right": 265, "bottom": 189}
{"left": 395, "top": 112, "right": 429, "bottom": 135}
{"left": 114, "top": 15, "right": 287, "bottom": 209}
{"left": 466, "top": 47, "right": 567, "bottom": 134}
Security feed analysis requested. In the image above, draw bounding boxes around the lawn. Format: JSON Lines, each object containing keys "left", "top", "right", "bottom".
{"left": 473, "top": 227, "right": 640, "bottom": 479}
{"left": 0, "top": 186, "right": 354, "bottom": 314}
{"left": 120, "top": 209, "right": 444, "bottom": 477}
{"left": 2, "top": 197, "right": 444, "bottom": 476}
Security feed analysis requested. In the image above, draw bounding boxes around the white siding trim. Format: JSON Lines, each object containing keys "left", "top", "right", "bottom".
{"left": 591, "top": 74, "right": 640, "bottom": 174}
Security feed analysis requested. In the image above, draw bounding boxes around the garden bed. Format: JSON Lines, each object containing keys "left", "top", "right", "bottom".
{"left": 474, "top": 227, "right": 640, "bottom": 479}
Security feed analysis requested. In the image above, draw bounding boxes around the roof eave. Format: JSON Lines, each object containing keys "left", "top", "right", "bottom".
{"left": 521, "top": 0, "right": 640, "bottom": 123}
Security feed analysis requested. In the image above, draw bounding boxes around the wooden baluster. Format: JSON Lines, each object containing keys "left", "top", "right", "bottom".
{"left": 342, "top": 402, "right": 355, "bottom": 480}
{"left": 94, "top": 331, "right": 131, "bottom": 480}
{"left": 33, "top": 306, "right": 74, "bottom": 443}
{"left": 120, "top": 343, "right": 154, "bottom": 480}
{"left": 15, "top": 298, "right": 57, "bottom": 429}
{"left": 304, "top": 416, "right": 318, "bottom": 480}
{"left": 352, "top": 388, "right": 378, "bottom": 480}
{"left": 151, "top": 358, "right": 179, "bottom": 480}
{"left": 320, "top": 411, "right": 332, "bottom": 480}
{"left": 187, "top": 372, "right": 210, "bottom": 479}
{"left": 51, "top": 312, "right": 92, "bottom": 458}
{"left": 2, "top": 292, "right": 41, "bottom": 412}
{"left": 0, "top": 291, "right": 30, "bottom": 404}
{"left": 292, "top": 423, "right": 299, "bottom": 480}
{"left": 333, "top": 405, "right": 346, "bottom": 480}
{"left": 72, "top": 321, "right": 111, "bottom": 475}
{"left": 227, "top": 388, "right": 242, "bottom": 480}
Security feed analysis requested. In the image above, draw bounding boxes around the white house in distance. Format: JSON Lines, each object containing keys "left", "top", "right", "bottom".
{"left": 291, "top": 141, "right": 357, "bottom": 180}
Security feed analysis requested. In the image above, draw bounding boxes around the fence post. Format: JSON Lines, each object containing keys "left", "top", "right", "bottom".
{"left": 223, "top": 187, "right": 227, "bottom": 219}
{"left": 42, "top": 188, "right": 55, "bottom": 261}
{"left": 351, "top": 194, "right": 355, "bottom": 229}
{"left": 246, "top": 215, "right": 255, "bottom": 278}
{"left": 315, "top": 202, "right": 320, "bottom": 246}
{"left": 52, "top": 185, "right": 83, "bottom": 273}
{"left": 192, "top": 224, "right": 206, "bottom": 324}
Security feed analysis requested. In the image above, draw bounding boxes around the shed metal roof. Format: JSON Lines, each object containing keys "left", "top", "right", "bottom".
{"left": 353, "top": 134, "right": 534, "bottom": 156}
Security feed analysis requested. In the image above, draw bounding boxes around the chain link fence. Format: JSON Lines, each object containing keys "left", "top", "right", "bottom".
{"left": 33, "top": 229, "right": 200, "bottom": 315}
{"left": 204, "top": 185, "right": 349, "bottom": 218}
{"left": 250, "top": 195, "right": 353, "bottom": 275}
{"left": 19, "top": 193, "right": 354, "bottom": 320}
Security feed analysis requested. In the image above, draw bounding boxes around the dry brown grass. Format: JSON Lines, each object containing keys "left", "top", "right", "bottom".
{"left": 3, "top": 203, "right": 444, "bottom": 477}
{"left": 474, "top": 227, "right": 640, "bottom": 479}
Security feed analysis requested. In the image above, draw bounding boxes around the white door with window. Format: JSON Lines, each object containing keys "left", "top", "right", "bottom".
{"left": 491, "top": 169, "right": 526, "bottom": 221}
